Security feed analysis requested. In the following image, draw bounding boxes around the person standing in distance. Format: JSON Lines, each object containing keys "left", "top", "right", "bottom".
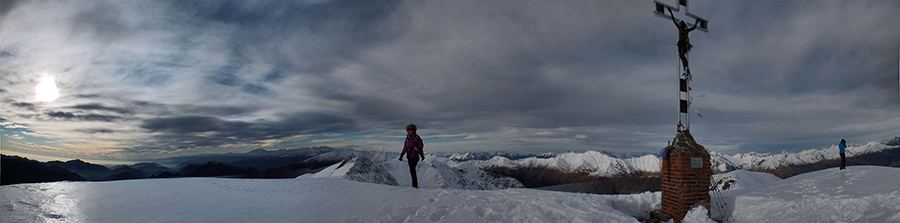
{"left": 839, "top": 139, "right": 847, "bottom": 170}
{"left": 399, "top": 124, "right": 425, "bottom": 188}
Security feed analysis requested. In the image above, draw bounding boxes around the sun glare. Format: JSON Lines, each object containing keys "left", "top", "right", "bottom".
{"left": 36, "top": 76, "right": 60, "bottom": 102}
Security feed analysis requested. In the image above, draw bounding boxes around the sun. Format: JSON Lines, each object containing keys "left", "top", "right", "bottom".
{"left": 35, "top": 76, "right": 60, "bottom": 102}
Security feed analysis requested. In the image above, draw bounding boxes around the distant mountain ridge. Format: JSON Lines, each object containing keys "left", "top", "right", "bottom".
{"left": 724, "top": 141, "right": 896, "bottom": 171}
{"left": 3, "top": 138, "right": 897, "bottom": 189}
{"left": 162, "top": 146, "right": 336, "bottom": 168}
{"left": 447, "top": 150, "right": 654, "bottom": 161}
{"left": 447, "top": 151, "right": 544, "bottom": 161}
{"left": 469, "top": 151, "right": 660, "bottom": 177}
{"left": 0, "top": 147, "right": 346, "bottom": 185}
{"left": 1, "top": 155, "right": 85, "bottom": 185}
{"left": 459, "top": 139, "right": 899, "bottom": 182}
{"left": 882, "top": 137, "right": 900, "bottom": 146}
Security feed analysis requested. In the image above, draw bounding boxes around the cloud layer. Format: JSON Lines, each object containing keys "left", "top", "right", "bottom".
{"left": 1, "top": 0, "right": 898, "bottom": 160}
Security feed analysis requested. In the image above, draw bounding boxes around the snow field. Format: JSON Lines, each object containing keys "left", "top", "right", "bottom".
{"left": 683, "top": 206, "right": 718, "bottom": 223}
{"left": 333, "top": 155, "right": 525, "bottom": 190}
{"left": 0, "top": 177, "right": 658, "bottom": 223}
{"left": 715, "top": 166, "right": 900, "bottom": 222}
{"left": 2, "top": 156, "right": 897, "bottom": 223}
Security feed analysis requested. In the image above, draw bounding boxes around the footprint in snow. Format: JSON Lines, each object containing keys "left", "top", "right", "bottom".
{"left": 42, "top": 212, "right": 65, "bottom": 219}
{"left": 428, "top": 207, "right": 452, "bottom": 222}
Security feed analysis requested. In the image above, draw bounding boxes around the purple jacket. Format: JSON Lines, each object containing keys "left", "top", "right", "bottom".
{"left": 401, "top": 134, "right": 424, "bottom": 159}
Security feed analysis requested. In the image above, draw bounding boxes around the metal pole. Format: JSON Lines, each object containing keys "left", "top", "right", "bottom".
{"left": 677, "top": 39, "right": 681, "bottom": 132}
{"left": 686, "top": 51, "right": 690, "bottom": 131}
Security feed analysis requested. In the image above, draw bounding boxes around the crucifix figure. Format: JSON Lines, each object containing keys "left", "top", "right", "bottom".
{"left": 668, "top": 7, "right": 698, "bottom": 79}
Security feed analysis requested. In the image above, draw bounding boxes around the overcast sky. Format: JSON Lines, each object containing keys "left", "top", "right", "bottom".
{"left": 1, "top": 0, "right": 898, "bottom": 162}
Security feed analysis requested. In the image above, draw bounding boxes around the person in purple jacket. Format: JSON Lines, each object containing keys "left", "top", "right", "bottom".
{"left": 399, "top": 123, "right": 425, "bottom": 188}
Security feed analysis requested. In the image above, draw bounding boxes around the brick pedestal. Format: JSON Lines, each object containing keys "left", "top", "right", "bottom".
{"left": 661, "top": 131, "right": 711, "bottom": 220}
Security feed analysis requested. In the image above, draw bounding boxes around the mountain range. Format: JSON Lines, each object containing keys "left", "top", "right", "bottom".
{"left": 3, "top": 137, "right": 897, "bottom": 192}
{"left": 0, "top": 148, "right": 347, "bottom": 185}
{"left": 467, "top": 140, "right": 899, "bottom": 176}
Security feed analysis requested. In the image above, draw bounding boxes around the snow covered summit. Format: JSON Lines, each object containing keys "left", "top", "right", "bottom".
{"left": 306, "top": 156, "right": 400, "bottom": 186}
{"left": 712, "top": 166, "right": 900, "bottom": 222}
{"left": 466, "top": 139, "right": 898, "bottom": 177}
{"left": 472, "top": 151, "right": 660, "bottom": 177}
{"left": 307, "top": 154, "right": 524, "bottom": 190}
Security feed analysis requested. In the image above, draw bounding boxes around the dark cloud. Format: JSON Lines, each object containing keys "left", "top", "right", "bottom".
{"left": 0, "top": 46, "right": 18, "bottom": 59}
{"left": 70, "top": 1, "right": 131, "bottom": 41}
{"left": 1, "top": 0, "right": 897, "bottom": 159}
{"left": 45, "top": 111, "right": 77, "bottom": 119}
{"left": 241, "top": 83, "right": 273, "bottom": 96}
{"left": 11, "top": 102, "right": 35, "bottom": 111}
{"left": 695, "top": 1, "right": 898, "bottom": 94}
{"left": 76, "top": 129, "right": 115, "bottom": 134}
{"left": 177, "top": 105, "right": 257, "bottom": 117}
{"left": 185, "top": 0, "right": 401, "bottom": 40}
{"left": 139, "top": 113, "right": 356, "bottom": 148}
{"left": 209, "top": 61, "right": 242, "bottom": 87}
{"left": 0, "top": 0, "right": 23, "bottom": 18}
{"left": 262, "top": 69, "right": 284, "bottom": 83}
{"left": 186, "top": 0, "right": 404, "bottom": 88}
{"left": 43, "top": 111, "right": 122, "bottom": 122}
{"left": 141, "top": 116, "right": 220, "bottom": 134}
{"left": 75, "top": 94, "right": 102, "bottom": 99}
{"left": 109, "top": 101, "right": 257, "bottom": 119}
{"left": 69, "top": 103, "right": 134, "bottom": 114}
{"left": 118, "top": 63, "right": 176, "bottom": 87}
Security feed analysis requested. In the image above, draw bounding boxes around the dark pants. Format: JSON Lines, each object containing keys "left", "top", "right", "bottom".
{"left": 840, "top": 153, "right": 846, "bottom": 170}
{"left": 677, "top": 42, "right": 690, "bottom": 71}
{"left": 408, "top": 157, "right": 419, "bottom": 187}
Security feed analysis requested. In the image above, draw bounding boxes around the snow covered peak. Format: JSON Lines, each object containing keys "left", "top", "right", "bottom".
{"left": 448, "top": 152, "right": 474, "bottom": 161}
{"left": 466, "top": 138, "right": 897, "bottom": 176}
{"left": 730, "top": 141, "right": 896, "bottom": 170}
{"left": 309, "top": 155, "right": 523, "bottom": 190}
{"left": 536, "top": 152, "right": 555, "bottom": 158}
{"left": 708, "top": 151, "right": 744, "bottom": 173}
{"left": 472, "top": 150, "right": 661, "bottom": 177}
{"left": 305, "top": 156, "right": 399, "bottom": 186}
{"left": 883, "top": 137, "right": 900, "bottom": 146}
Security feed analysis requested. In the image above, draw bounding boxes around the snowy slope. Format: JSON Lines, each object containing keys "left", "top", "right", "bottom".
{"left": 307, "top": 156, "right": 399, "bottom": 186}
{"left": 303, "top": 149, "right": 357, "bottom": 162}
{"left": 710, "top": 166, "right": 900, "bottom": 222}
{"left": 709, "top": 151, "right": 744, "bottom": 172}
{"left": 1, "top": 166, "right": 897, "bottom": 222}
{"left": 0, "top": 178, "right": 658, "bottom": 223}
{"left": 310, "top": 154, "right": 524, "bottom": 190}
{"left": 711, "top": 170, "right": 782, "bottom": 191}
